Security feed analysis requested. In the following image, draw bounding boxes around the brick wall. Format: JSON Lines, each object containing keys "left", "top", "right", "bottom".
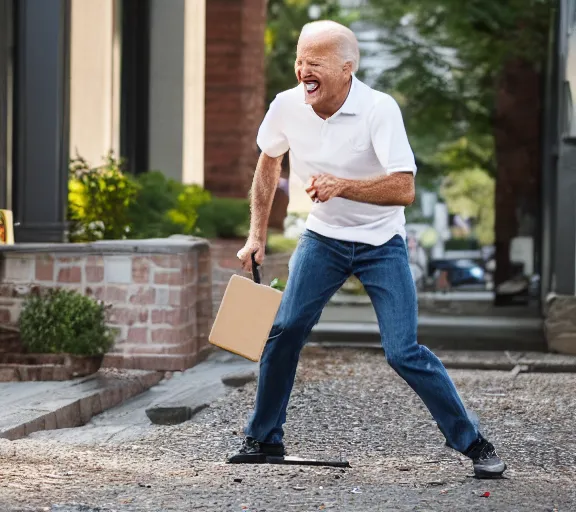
{"left": 0, "top": 238, "right": 212, "bottom": 371}
{"left": 204, "top": 0, "right": 267, "bottom": 198}
{"left": 210, "top": 239, "right": 291, "bottom": 317}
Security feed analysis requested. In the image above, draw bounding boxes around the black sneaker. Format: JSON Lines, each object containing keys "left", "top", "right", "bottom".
{"left": 465, "top": 437, "right": 507, "bottom": 478}
{"left": 227, "top": 437, "right": 286, "bottom": 464}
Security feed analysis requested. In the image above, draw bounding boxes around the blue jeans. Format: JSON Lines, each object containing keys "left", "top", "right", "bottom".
{"left": 245, "top": 230, "right": 480, "bottom": 454}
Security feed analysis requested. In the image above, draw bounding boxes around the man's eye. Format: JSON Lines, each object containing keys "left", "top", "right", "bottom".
{"left": 310, "top": 63, "right": 319, "bottom": 67}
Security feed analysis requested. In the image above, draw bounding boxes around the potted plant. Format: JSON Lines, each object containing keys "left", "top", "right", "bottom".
{"left": 15, "top": 288, "right": 115, "bottom": 378}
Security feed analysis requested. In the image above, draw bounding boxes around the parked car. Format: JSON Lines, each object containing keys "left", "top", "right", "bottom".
{"left": 429, "top": 259, "right": 486, "bottom": 288}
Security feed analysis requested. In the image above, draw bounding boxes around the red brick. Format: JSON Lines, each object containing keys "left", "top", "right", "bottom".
{"left": 127, "top": 327, "right": 148, "bottom": 344}
{"left": 93, "top": 286, "right": 128, "bottom": 303}
{"left": 204, "top": 0, "right": 266, "bottom": 197}
{"left": 153, "top": 271, "right": 182, "bottom": 286}
{"left": 129, "top": 287, "right": 155, "bottom": 305}
{"left": 128, "top": 341, "right": 196, "bottom": 355}
{"left": 0, "top": 367, "right": 17, "bottom": 382}
{"left": 151, "top": 255, "right": 181, "bottom": 269}
{"left": 35, "top": 257, "right": 54, "bottom": 281}
{"left": 102, "top": 354, "right": 126, "bottom": 368}
{"left": 169, "top": 290, "right": 181, "bottom": 306}
{"left": 57, "top": 256, "right": 83, "bottom": 264}
{"left": 109, "top": 307, "right": 149, "bottom": 326}
{"left": 86, "top": 265, "right": 104, "bottom": 283}
{"left": 57, "top": 267, "right": 82, "bottom": 283}
{"left": 150, "top": 327, "right": 186, "bottom": 344}
{"left": 87, "top": 255, "right": 104, "bottom": 266}
{"left": 0, "top": 308, "right": 10, "bottom": 324}
{"left": 150, "top": 308, "right": 184, "bottom": 326}
{"left": 132, "top": 257, "right": 150, "bottom": 284}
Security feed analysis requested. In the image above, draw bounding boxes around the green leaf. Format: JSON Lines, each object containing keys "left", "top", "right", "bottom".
{"left": 19, "top": 289, "right": 114, "bottom": 356}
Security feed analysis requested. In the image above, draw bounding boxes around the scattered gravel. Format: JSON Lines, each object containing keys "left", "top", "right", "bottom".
{"left": 1, "top": 347, "right": 575, "bottom": 511}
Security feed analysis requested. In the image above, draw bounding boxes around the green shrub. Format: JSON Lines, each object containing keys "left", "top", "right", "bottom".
{"left": 19, "top": 289, "right": 115, "bottom": 356}
{"left": 266, "top": 233, "right": 298, "bottom": 254}
{"left": 127, "top": 171, "right": 213, "bottom": 238}
{"left": 270, "top": 278, "right": 287, "bottom": 291}
{"left": 195, "top": 197, "right": 250, "bottom": 239}
{"left": 69, "top": 154, "right": 237, "bottom": 241}
{"left": 68, "top": 152, "right": 140, "bottom": 242}
{"left": 127, "top": 171, "right": 185, "bottom": 239}
{"left": 166, "top": 184, "right": 213, "bottom": 235}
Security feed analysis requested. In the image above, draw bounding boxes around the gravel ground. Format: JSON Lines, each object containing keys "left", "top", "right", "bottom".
{"left": 1, "top": 347, "right": 575, "bottom": 511}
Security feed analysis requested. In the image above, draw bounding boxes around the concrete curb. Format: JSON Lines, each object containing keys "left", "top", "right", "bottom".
{"left": 440, "top": 359, "right": 576, "bottom": 373}
{"left": 0, "top": 370, "right": 164, "bottom": 441}
{"left": 305, "top": 344, "right": 576, "bottom": 373}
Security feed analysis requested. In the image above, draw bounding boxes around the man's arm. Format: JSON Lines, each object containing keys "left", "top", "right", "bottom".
{"left": 249, "top": 152, "right": 283, "bottom": 241}
{"left": 308, "top": 171, "right": 415, "bottom": 206}
{"left": 339, "top": 172, "right": 415, "bottom": 206}
{"left": 237, "top": 152, "right": 283, "bottom": 271}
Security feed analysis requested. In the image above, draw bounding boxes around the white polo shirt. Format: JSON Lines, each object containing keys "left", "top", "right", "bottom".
{"left": 256, "top": 75, "right": 417, "bottom": 246}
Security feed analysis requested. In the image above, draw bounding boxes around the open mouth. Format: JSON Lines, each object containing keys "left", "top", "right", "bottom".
{"left": 304, "top": 80, "right": 320, "bottom": 94}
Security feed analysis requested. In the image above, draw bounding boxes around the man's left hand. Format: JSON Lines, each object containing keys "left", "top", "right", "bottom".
{"left": 306, "top": 174, "right": 345, "bottom": 203}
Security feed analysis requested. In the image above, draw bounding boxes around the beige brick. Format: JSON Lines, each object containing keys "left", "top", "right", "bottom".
{"left": 3, "top": 257, "right": 35, "bottom": 282}
{"left": 132, "top": 257, "right": 151, "bottom": 284}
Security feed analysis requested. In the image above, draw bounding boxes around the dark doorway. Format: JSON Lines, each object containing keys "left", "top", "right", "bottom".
{"left": 0, "top": 0, "right": 13, "bottom": 210}
{"left": 120, "top": 0, "right": 150, "bottom": 175}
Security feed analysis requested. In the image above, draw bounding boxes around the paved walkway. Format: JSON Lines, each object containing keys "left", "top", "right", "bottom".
{"left": 1, "top": 347, "right": 575, "bottom": 511}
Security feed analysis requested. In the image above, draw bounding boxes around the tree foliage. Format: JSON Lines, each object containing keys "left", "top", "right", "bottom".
{"left": 365, "top": 0, "right": 552, "bottom": 177}
{"left": 441, "top": 168, "right": 495, "bottom": 246}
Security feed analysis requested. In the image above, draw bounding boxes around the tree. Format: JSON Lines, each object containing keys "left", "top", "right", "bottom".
{"left": 365, "top": 0, "right": 553, "bottom": 288}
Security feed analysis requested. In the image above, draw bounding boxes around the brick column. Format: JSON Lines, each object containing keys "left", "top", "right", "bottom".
{"left": 204, "top": 0, "right": 267, "bottom": 198}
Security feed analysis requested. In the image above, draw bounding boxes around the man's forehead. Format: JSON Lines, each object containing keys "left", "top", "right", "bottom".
{"left": 297, "top": 35, "right": 339, "bottom": 55}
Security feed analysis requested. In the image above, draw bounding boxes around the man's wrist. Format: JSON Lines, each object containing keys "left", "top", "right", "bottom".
{"left": 336, "top": 177, "right": 350, "bottom": 198}
{"left": 248, "top": 231, "right": 266, "bottom": 244}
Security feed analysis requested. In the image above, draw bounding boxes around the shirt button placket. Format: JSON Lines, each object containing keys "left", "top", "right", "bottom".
{"left": 320, "top": 120, "right": 328, "bottom": 138}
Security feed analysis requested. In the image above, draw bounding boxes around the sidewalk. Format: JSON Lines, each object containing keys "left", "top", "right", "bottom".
{"left": 0, "top": 369, "right": 164, "bottom": 441}
{"left": 1, "top": 347, "right": 575, "bottom": 511}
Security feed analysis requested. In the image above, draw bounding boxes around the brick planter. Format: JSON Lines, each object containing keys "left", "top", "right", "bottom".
{"left": 0, "top": 238, "right": 212, "bottom": 371}
{"left": 210, "top": 239, "right": 291, "bottom": 316}
{"left": 0, "top": 353, "right": 104, "bottom": 382}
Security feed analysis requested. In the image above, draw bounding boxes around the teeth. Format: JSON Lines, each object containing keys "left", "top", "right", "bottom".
{"left": 306, "top": 82, "right": 318, "bottom": 92}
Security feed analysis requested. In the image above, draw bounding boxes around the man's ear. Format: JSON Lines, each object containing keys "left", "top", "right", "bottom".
{"left": 343, "top": 61, "right": 353, "bottom": 74}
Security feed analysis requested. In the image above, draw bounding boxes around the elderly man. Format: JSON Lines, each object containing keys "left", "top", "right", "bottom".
{"left": 231, "top": 20, "right": 506, "bottom": 478}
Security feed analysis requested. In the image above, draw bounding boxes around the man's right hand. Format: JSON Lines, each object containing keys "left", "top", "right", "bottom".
{"left": 237, "top": 238, "right": 265, "bottom": 273}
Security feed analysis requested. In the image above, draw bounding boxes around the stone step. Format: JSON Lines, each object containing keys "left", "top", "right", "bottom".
{"left": 329, "top": 292, "right": 540, "bottom": 318}
{"left": 311, "top": 315, "right": 546, "bottom": 352}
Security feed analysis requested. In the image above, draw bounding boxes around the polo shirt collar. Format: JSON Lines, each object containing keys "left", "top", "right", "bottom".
{"left": 339, "top": 74, "right": 361, "bottom": 115}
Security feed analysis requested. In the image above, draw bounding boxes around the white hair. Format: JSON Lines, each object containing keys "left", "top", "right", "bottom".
{"left": 299, "top": 20, "right": 360, "bottom": 73}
